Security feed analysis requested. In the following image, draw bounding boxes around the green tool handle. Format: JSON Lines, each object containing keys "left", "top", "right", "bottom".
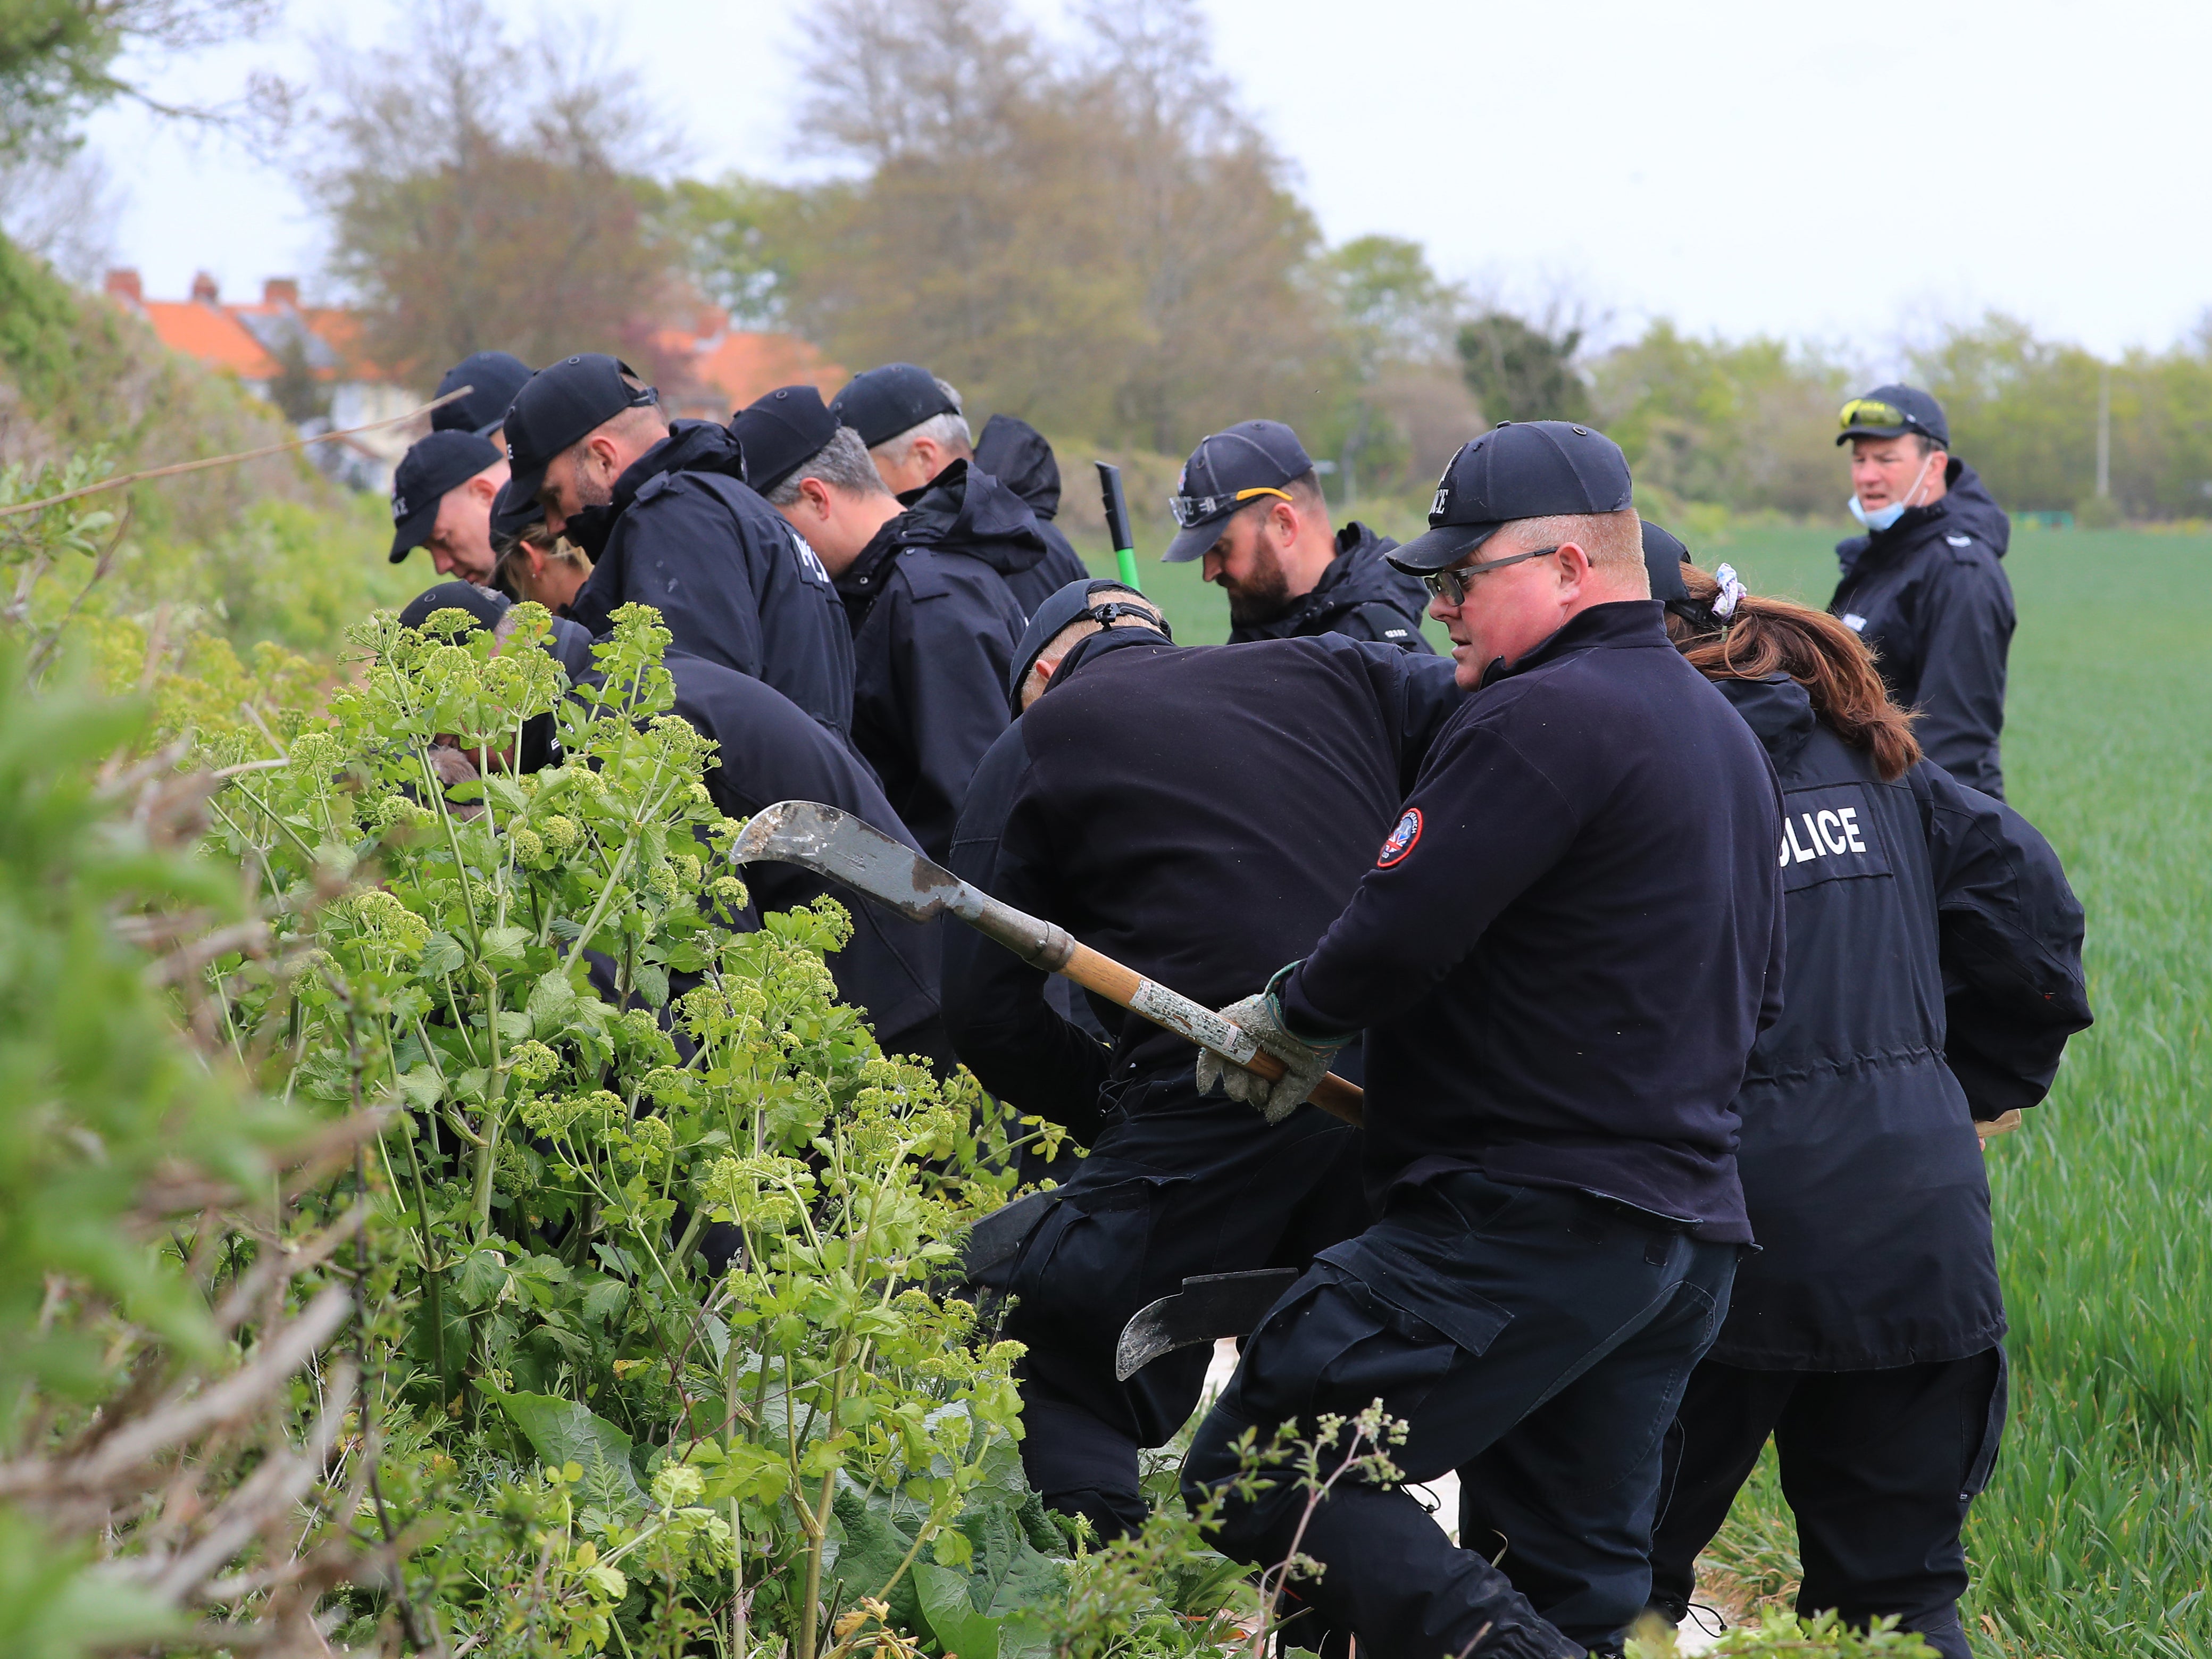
{"left": 1095, "top": 461, "right": 1142, "bottom": 592}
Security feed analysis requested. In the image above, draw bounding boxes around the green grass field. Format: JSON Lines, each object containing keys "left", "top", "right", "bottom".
{"left": 1086, "top": 521, "right": 2212, "bottom": 1656}
{"left": 1720, "top": 529, "right": 2212, "bottom": 1658}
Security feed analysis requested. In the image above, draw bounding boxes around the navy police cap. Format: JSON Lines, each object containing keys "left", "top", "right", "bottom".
{"left": 1007, "top": 579, "right": 1168, "bottom": 710}
{"left": 432, "top": 351, "right": 533, "bottom": 438}
{"left": 489, "top": 476, "right": 544, "bottom": 545}
{"left": 1389, "top": 420, "right": 1635, "bottom": 574}
{"left": 1640, "top": 520, "right": 1690, "bottom": 603}
{"left": 398, "top": 579, "right": 510, "bottom": 634}
{"left": 389, "top": 430, "right": 502, "bottom": 564}
{"left": 503, "top": 355, "right": 659, "bottom": 509}
{"left": 829, "top": 364, "right": 958, "bottom": 450}
{"left": 1836, "top": 383, "right": 1949, "bottom": 448}
{"left": 1162, "top": 420, "right": 1313, "bottom": 564}
{"left": 731, "top": 384, "right": 840, "bottom": 495}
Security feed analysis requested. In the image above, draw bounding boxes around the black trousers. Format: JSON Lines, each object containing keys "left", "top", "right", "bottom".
{"left": 1003, "top": 1080, "right": 1368, "bottom": 1542}
{"left": 1647, "top": 1349, "right": 2008, "bottom": 1659}
{"left": 1183, "top": 1172, "right": 1740, "bottom": 1659}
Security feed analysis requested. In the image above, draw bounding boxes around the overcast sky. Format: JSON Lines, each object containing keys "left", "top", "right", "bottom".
{"left": 82, "top": 0, "right": 2207, "bottom": 366}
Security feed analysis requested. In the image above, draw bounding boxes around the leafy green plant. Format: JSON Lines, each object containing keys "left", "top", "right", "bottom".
{"left": 195, "top": 599, "right": 1059, "bottom": 1656}
{"left": 1628, "top": 1608, "right": 1934, "bottom": 1656}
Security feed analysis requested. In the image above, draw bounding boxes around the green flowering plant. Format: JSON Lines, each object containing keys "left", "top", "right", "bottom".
{"left": 189, "top": 601, "right": 1044, "bottom": 1657}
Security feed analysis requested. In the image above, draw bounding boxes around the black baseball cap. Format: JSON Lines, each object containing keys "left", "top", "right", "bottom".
{"left": 829, "top": 364, "right": 958, "bottom": 449}
{"left": 389, "top": 430, "right": 503, "bottom": 563}
{"left": 1837, "top": 384, "right": 1949, "bottom": 448}
{"left": 1008, "top": 579, "right": 1167, "bottom": 709}
{"left": 398, "top": 579, "right": 510, "bottom": 634}
{"left": 433, "top": 351, "right": 533, "bottom": 437}
{"left": 1162, "top": 420, "right": 1313, "bottom": 563}
{"left": 503, "top": 354, "right": 660, "bottom": 508}
{"left": 1640, "top": 521, "right": 1690, "bottom": 603}
{"left": 1389, "top": 421, "right": 1635, "bottom": 574}
{"left": 489, "top": 477, "right": 544, "bottom": 546}
{"left": 731, "top": 385, "right": 840, "bottom": 495}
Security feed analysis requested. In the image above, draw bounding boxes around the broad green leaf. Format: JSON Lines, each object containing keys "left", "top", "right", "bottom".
{"left": 525, "top": 969, "right": 578, "bottom": 1037}
{"left": 916, "top": 1562, "right": 1000, "bottom": 1659}
{"left": 827, "top": 1480, "right": 924, "bottom": 1635}
{"left": 496, "top": 1393, "right": 647, "bottom": 1511}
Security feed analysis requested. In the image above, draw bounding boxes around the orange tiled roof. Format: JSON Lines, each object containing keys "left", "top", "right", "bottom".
{"left": 139, "top": 301, "right": 282, "bottom": 379}
{"left": 692, "top": 331, "right": 844, "bottom": 411}
{"left": 300, "top": 307, "right": 383, "bottom": 379}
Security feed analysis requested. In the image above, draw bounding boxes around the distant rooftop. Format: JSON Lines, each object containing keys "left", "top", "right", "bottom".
{"left": 102, "top": 269, "right": 845, "bottom": 418}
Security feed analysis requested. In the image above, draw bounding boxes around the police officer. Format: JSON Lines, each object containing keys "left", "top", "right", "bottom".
{"left": 1180, "top": 422, "right": 1786, "bottom": 1659}
{"left": 488, "top": 489, "right": 592, "bottom": 617}
{"left": 1164, "top": 420, "right": 1431, "bottom": 651}
{"left": 389, "top": 429, "right": 507, "bottom": 582}
{"left": 505, "top": 354, "right": 854, "bottom": 737}
{"left": 829, "top": 364, "right": 1088, "bottom": 614}
{"left": 432, "top": 350, "right": 533, "bottom": 444}
{"left": 1637, "top": 540, "right": 2090, "bottom": 1658}
{"left": 973, "top": 412, "right": 1094, "bottom": 603}
{"left": 733, "top": 383, "right": 1029, "bottom": 862}
{"left": 398, "top": 580, "right": 949, "bottom": 1066}
{"left": 1831, "top": 385, "right": 2014, "bottom": 797}
{"left": 940, "top": 577, "right": 1466, "bottom": 1541}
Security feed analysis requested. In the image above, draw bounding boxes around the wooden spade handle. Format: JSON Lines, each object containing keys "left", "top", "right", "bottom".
{"left": 1056, "top": 941, "right": 1366, "bottom": 1128}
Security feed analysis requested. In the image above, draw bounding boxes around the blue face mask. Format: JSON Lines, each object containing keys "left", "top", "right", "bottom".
{"left": 1848, "top": 453, "right": 1935, "bottom": 533}
{"left": 1848, "top": 495, "right": 1907, "bottom": 532}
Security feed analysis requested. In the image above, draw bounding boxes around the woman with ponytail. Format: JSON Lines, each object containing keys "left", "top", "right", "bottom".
{"left": 1634, "top": 526, "right": 2093, "bottom": 1656}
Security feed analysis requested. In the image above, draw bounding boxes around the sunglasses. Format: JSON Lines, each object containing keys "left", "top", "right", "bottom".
{"left": 1838, "top": 397, "right": 1921, "bottom": 433}
{"left": 1167, "top": 485, "right": 1292, "bottom": 529}
{"left": 1420, "top": 546, "right": 1559, "bottom": 607}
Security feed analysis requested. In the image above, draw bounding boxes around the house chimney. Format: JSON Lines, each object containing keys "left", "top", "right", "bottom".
{"left": 190, "top": 271, "right": 220, "bottom": 303}
{"left": 263, "top": 277, "right": 300, "bottom": 307}
{"left": 103, "top": 268, "right": 143, "bottom": 304}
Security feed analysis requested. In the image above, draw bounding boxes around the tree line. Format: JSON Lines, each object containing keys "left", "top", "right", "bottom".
{"left": 9, "top": 0, "right": 2210, "bottom": 522}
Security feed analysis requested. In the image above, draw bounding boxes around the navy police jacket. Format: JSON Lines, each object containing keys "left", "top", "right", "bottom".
{"left": 566, "top": 421, "right": 855, "bottom": 737}
{"left": 1227, "top": 522, "right": 1434, "bottom": 654}
{"left": 971, "top": 414, "right": 1094, "bottom": 615}
{"left": 1831, "top": 460, "right": 2014, "bottom": 797}
{"left": 661, "top": 650, "right": 947, "bottom": 1057}
{"left": 1281, "top": 602, "right": 1786, "bottom": 1238}
{"left": 1709, "top": 674, "right": 2090, "bottom": 1369}
{"left": 943, "top": 629, "right": 1465, "bottom": 1140}
{"left": 838, "top": 461, "right": 1036, "bottom": 861}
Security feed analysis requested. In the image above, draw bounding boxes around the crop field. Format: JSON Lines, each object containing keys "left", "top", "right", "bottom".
{"left": 1109, "top": 524, "right": 2212, "bottom": 1657}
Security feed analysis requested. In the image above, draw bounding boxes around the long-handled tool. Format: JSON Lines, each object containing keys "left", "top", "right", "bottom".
{"left": 1095, "top": 462, "right": 1143, "bottom": 590}
{"left": 731, "top": 800, "right": 1363, "bottom": 1127}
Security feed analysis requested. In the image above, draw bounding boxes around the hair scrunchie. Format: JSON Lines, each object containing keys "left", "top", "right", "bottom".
{"left": 1712, "top": 562, "right": 1748, "bottom": 620}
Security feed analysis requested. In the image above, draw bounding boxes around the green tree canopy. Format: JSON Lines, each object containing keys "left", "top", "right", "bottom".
{"left": 0, "top": 0, "right": 272, "bottom": 163}
{"left": 1456, "top": 310, "right": 1590, "bottom": 426}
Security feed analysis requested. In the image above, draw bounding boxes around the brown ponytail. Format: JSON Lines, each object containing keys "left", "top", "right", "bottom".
{"left": 1665, "top": 565, "right": 1922, "bottom": 782}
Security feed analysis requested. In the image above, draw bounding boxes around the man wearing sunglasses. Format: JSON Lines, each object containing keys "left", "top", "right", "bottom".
{"left": 1163, "top": 420, "right": 1432, "bottom": 651}
{"left": 1181, "top": 421, "right": 1786, "bottom": 1659}
{"left": 1830, "top": 385, "right": 2015, "bottom": 797}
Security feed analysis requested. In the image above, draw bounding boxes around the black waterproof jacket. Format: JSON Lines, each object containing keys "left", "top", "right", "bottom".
{"left": 1832, "top": 460, "right": 2014, "bottom": 797}
{"left": 1708, "top": 675, "right": 2090, "bottom": 1369}
{"left": 663, "top": 650, "right": 947, "bottom": 1058}
{"left": 943, "top": 629, "right": 1465, "bottom": 1140}
{"left": 837, "top": 460, "right": 1034, "bottom": 861}
{"left": 1226, "top": 522, "right": 1434, "bottom": 653}
{"left": 972, "top": 414, "right": 1094, "bottom": 615}
{"left": 565, "top": 421, "right": 855, "bottom": 736}
{"left": 1281, "top": 603, "right": 1787, "bottom": 1236}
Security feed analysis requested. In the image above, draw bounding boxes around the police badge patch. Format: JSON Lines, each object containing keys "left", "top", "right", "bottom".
{"left": 1377, "top": 807, "right": 1422, "bottom": 868}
